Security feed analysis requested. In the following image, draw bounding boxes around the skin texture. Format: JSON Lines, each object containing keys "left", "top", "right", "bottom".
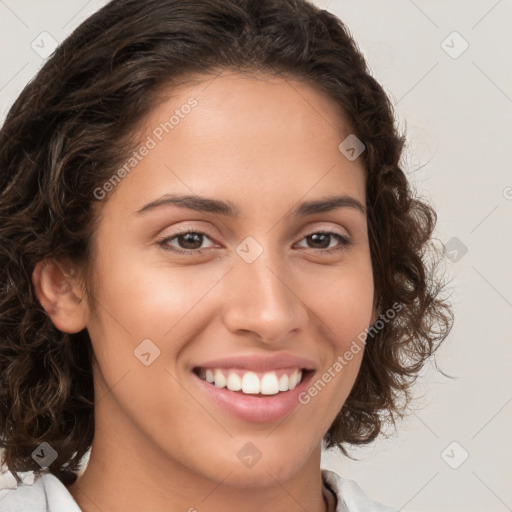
{"left": 33, "top": 70, "right": 376, "bottom": 512}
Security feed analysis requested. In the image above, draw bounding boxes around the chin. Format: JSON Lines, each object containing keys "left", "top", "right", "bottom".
{"left": 233, "top": 445, "right": 312, "bottom": 487}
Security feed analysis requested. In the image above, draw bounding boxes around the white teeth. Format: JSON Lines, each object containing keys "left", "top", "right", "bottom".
{"left": 289, "top": 369, "right": 300, "bottom": 390}
{"left": 278, "top": 373, "right": 289, "bottom": 392}
{"left": 214, "top": 369, "right": 226, "bottom": 388}
{"left": 226, "top": 372, "right": 242, "bottom": 391}
{"left": 260, "top": 372, "right": 279, "bottom": 395}
{"left": 203, "top": 368, "right": 304, "bottom": 394}
{"left": 241, "top": 372, "right": 260, "bottom": 394}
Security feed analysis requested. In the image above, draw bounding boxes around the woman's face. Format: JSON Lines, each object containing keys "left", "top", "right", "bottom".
{"left": 81, "top": 70, "right": 375, "bottom": 486}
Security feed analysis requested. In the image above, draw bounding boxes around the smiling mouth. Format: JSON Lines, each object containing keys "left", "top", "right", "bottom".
{"left": 193, "top": 367, "right": 312, "bottom": 396}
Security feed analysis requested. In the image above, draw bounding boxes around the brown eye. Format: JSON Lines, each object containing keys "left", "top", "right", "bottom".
{"left": 158, "top": 231, "right": 216, "bottom": 254}
{"left": 306, "top": 233, "right": 331, "bottom": 249}
{"left": 296, "top": 232, "right": 351, "bottom": 253}
{"left": 175, "top": 232, "right": 204, "bottom": 250}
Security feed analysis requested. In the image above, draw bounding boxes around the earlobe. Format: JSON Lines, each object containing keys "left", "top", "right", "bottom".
{"left": 32, "top": 259, "right": 88, "bottom": 333}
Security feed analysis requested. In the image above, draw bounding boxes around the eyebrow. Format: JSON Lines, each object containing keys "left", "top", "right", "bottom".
{"left": 135, "top": 193, "right": 366, "bottom": 217}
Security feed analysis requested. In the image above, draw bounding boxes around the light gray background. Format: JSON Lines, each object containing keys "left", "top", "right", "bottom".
{"left": 1, "top": 1, "right": 511, "bottom": 511}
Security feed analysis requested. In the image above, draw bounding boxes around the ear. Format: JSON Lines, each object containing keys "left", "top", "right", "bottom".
{"left": 32, "top": 259, "right": 88, "bottom": 333}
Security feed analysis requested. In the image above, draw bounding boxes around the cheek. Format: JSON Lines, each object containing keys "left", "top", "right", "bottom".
{"left": 296, "top": 260, "right": 373, "bottom": 406}
{"left": 297, "top": 258, "right": 375, "bottom": 342}
{"left": 88, "top": 247, "right": 221, "bottom": 341}
{"left": 85, "top": 249, "right": 212, "bottom": 438}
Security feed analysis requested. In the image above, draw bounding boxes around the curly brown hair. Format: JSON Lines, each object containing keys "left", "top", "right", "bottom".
{"left": 0, "top": 0, "right": 452, "bottom": 486}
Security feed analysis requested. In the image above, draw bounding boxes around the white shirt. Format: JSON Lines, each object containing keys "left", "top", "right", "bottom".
{"left": 0, "top": 467, "right": 399, "bottom": 511}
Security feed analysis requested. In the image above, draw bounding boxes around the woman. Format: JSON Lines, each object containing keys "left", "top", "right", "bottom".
{"left": 0, "top": 0, "right": 452, "bottom": 510}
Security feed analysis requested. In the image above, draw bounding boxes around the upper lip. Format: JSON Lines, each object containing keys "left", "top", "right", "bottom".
{"left": 193, "top": 354, "right": 316, "bottom": 373}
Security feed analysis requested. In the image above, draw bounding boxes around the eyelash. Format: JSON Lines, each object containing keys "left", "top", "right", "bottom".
{"left": 156, "top": 229, "right": 352, "bottom": 256}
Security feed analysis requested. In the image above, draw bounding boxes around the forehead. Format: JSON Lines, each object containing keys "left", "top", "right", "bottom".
{"left": 146, "top": 69, "right": 354, "bottom": 151}
{"left": 101, "top": 70, "right": 366, "bottom": 218}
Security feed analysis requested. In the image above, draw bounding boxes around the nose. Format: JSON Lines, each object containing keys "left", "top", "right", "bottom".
{"left": 221, "top": 251, "right": 309, "bottom": 344}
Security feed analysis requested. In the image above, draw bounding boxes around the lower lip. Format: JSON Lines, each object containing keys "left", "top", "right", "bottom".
{"left": 193, "top": 370, "right": 315, "bottom": 423}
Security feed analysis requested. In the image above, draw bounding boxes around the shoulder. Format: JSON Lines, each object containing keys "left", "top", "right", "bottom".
{"left": 322, "top": 469, "right": 400, "bottom": 512}
{"left": 0, "top": 468, "right": 81, "bottom": 512}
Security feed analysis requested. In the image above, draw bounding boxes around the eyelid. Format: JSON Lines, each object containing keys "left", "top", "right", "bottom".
{"left": 299, "top": 222, "right": 351, "bottom": 239}
{"left": 296, "top": 220, "right": 352, "bottom": 240}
